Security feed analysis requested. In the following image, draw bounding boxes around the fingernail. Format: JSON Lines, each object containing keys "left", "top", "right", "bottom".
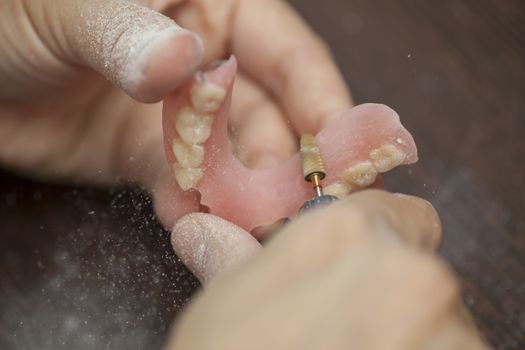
{"left": 393, "top": 193, "right": 442, "bottom": 249}
{"left": 203, "top": 59, "right": 229, "bottom": 72}
{"left": 393, "top": 193, "right": 439, "bottom": 223}
{"left": 251, "top": 218, "right": 290, "bottom": 241}
{"left": 171, "top": 213, "right": 261, "bottom": 285}
{"left": 123, "top": 27, "right": 194, "bottom": 86}
{"left": 393, "top": 193, "right": 433, "bottom": 212}
{"left": 187, "top": 30, "right": 205, "bottom": 60}
{"left": 196, "top": 58, "right": 231, "bottom": 83}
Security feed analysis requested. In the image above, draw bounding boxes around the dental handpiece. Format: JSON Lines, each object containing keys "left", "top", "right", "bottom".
{"left": 298, "top": 133, "right": 338, "bottom": 214}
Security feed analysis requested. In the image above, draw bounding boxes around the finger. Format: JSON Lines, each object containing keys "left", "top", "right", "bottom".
{"left": 230, "top": 72, "right": 297, "bottom": 168}
{"left": 422, "top": 304, "right": 490, "bottom": 350}
{"left": 55, "top": 0, "right": 203, "bottom": 102}
{"left": 222, "top": 190, "right": 441, "bottom": 297}
{"left": 232, "top": 0, "right": 353, "bottom": 133}
{"left": 349, "top": 191, "right": 442, "bottom": 251}
{"left": 264, "top": 189, "right": 441, "bottom": 274}
{"left": 432, "top": 318, "right": 490, "bottom": 350}
{"left": 171, "top": 213, "right": 262, "bottom": 285}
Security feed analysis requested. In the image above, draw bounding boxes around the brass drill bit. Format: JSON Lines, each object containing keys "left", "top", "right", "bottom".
{"left": 298, "top": 133, "right": 338, "bottom": 214}
{"left": 300, "top": 133, "right": 326, "bottom": 197}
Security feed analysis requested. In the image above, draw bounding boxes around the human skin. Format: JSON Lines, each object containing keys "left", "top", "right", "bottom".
{"left": 0, "top": 0, "right": 351, "bottom": 231}
{"left": 0, "top": 1, "right": 487, "bottom": 347}
{"left": 161, "top": 57, "right": 417, "bottom": 231}
{"left": 168, "top": 190, "right": 489, "bottom": 350}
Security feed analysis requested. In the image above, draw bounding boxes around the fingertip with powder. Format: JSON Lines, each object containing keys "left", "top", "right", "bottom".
{"left": 124, "top": 28, "right": 204, "bottom": 102}
{"left": 65, "top": 0, "right": 204, "bottom": 102}
{"left": 171, "top": 213, "right": 262, "bottom": 285}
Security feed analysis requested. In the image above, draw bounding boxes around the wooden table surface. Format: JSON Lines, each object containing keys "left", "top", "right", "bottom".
{"left": 1, "top": 0, "right": 523, "bottom": 349}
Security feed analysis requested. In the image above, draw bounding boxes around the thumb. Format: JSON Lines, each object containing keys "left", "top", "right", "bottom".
{"left": 58, "top": 0, "right": 203, "bottom": 102}
{"left": 171, "top": 213, "right": 262, "bottom": 286}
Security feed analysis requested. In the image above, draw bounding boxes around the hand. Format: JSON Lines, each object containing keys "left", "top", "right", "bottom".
{"left": 0, "top": 0, "right": 351, "bottom": 228}
{"left": 167, "top": 190, "right": 488, "bottom": 349}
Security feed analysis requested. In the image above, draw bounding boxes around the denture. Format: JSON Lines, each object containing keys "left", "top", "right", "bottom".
{"left": 162, "top": 57, "right": 417, "bottom": 231}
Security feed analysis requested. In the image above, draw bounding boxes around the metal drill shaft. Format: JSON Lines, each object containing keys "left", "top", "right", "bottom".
{"left": 310, "top": 173, "right": 323, "bottom": 197}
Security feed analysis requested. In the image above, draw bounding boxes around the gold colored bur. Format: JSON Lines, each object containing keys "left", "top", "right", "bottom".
{"left": 300, "top": 133, "right": 326, "bottom": 197}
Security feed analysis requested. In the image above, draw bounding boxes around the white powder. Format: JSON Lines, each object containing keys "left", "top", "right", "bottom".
{"left": 75, "top": 0, "right": 202, "bottom": 95}
{"left": 172, "top": 214, "right": 262, "bottom": 285}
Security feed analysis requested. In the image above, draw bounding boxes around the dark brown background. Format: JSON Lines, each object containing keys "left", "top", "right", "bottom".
{"left": 1, "top": 0, "right": 523, "bottom": 349}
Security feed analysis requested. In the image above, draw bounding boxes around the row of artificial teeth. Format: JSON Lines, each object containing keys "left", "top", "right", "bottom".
{"left": 324, "top": 144, "right": 406, "bottom": 198}
{"left": 173, "top": 81, "right": 226, "bottom": 190}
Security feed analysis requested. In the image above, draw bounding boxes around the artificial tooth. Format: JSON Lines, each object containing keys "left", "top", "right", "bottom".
{"left": 173, "top": 164, "right": 203, "bottom": 191}
{"left": 190, "top": 82, "right": 226, "bottom": 113}
{"left": 369, "top": 144, "right": 406, "bottom": 172}
{"left": 343, "top": 161, "right": 378, "bottom": 188}
{"left": 175, "top": 107, "right": 213, "bottom": 145}
{"left": 172, "top": 139, "right": 204, "bottom": 168}
{"left": 324, "top": 182, "right": 350, "bottom": 198}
